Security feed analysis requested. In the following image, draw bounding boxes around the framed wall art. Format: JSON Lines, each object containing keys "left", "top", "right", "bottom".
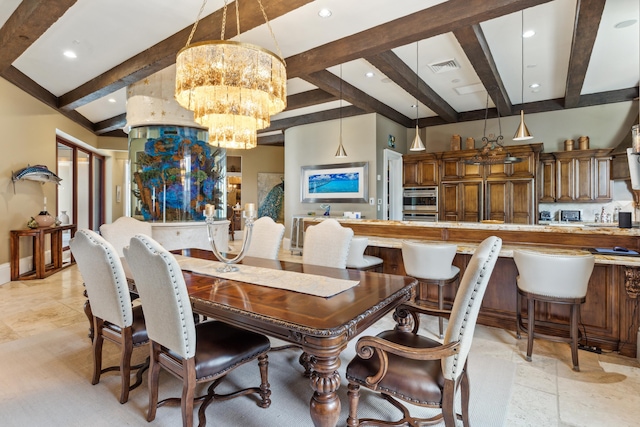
{"left": 300, "top": 162, "right": 368, "bottom": 203}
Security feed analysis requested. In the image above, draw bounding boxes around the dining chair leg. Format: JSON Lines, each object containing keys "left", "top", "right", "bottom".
{"left": 526, "top": 298, "right": 535, "bottom": 362}
{"left": 346, "top": 383, "right": 360, "bottom": 427}
{"left": 257, "top": 354, "right": 272, "bottom": 407}
{"left": 460, "top": 367, "right": 470, "bottom": 426}
{"left": 119, "top": 328, "right": 133, "bottom": 404}
{"left": 438, "top": 283, "right": 444, "bottom": 339}
{"left": 147, "top": 343, "right": 161, "bottom": 422}
{"left": 181, "top": 358, "right": 197, "bottom": 427}
{"left": 91, "top": 318, "right": 104, "bottom": 385}
{"left": 571, "top": 303, "right": 580, "bottom": 371}
{"left": 442, "top": 379, "right": 457, "bottom": 427}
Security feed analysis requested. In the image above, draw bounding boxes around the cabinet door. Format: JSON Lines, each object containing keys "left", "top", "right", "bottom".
{"left": 403, "top": 160, "right": 419, "bottom": 187}
{"left": 461, "top": 181, "right": 482, "bottom": 222}
{"left": 511, "top": 179, "right": 534, "bottom": 224}
{"left": 575, "top": 156, "right": 593, "bottom": 201}
{"left": 556, "top": 157, "right": 575, "bottom": 202}
{"left": 441, "top": 158, "right": 462, "bottom": 180}
{"left": 485, "top": 181, "right": 508, "bottom": 222}
{"left": 418, "top": 159, "right": 438, "bottom": 185}
{"left": 441, "top": 183, "right": 461, "bottom": 222}
{"left": 539, "top": 156, "right": 556, "bottom": 202}
{"left": 594, "top": 156, "right": 612, "bottom": 201}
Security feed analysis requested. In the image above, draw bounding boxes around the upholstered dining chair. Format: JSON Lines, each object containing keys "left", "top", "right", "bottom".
{"left": 346, "top": 236, "right": 384, "bottom": 272}
{"left": 401, "top": 241, "right": 460, "bottom": 338}
{"left": 69, "top": 229, "right": 149, "bottom": 404}
{"left": 124, "top": 234, "right": 271, "bottom": 427}
{"left": 99, "top": 216, "right": 152, "bottom": 257}
{"left": 513, "top": 249, "right": 595, "bottom": 371}
{"left": 245, "top": 216, "right": 285, "bottom": 260}
{"left": 302, "top": 218, "right": 354, "bottom": 268}
{"left": 346, "top": 236, "right": 502, "bottom": 427}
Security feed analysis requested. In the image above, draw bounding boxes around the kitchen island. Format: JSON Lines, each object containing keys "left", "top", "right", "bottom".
{"left": 305, "top": 218, "right": 640, "bottom": 358}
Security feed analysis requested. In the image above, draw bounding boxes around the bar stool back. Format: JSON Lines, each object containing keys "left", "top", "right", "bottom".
{"left": 346, "top": 237, "right": 383, "bottom": 272}
{"left": 401, "top": 241, "right": 460, "bottom": 339}
{"left": 513, "top": 250, "right": 595, "bottom": 371}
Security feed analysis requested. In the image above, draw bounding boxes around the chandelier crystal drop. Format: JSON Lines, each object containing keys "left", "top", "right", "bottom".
{"left": 175, "top": 1, "right": 287, "bottom": 149}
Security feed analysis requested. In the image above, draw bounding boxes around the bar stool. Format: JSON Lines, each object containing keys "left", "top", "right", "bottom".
{"left": 346, "top": 237, "right": 383, "bottom": 272}
{"left": 401, "top": 241, "right": 460, "bottom": 339}
{"left": 513, "top": 250, "right": 595, "bottom": 371}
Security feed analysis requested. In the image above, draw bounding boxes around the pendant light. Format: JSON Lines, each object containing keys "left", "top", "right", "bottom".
{"left": 410, "top": 41, "right": 426, "bottom": 151}
{"left": 335, "top": 64, "right": 348, "bottom": 158}
{"left": 513, "top": 10, "right": 534, "bottom": 141}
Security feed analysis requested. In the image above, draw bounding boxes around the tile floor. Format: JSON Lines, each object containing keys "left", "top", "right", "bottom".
{"left": 1, "top": 242, "right": 640, "bottom": 426}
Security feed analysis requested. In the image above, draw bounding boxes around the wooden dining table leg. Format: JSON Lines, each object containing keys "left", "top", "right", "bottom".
{"left": 308, "top": 353, "right": 342, "bottom": 427}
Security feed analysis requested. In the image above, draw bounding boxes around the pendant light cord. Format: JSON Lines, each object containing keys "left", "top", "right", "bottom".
{"left": 521, "top": 10, "right": 525, "bottom": 109}
{"left": 415, "top": 41, "right": 419, "bottom": 125}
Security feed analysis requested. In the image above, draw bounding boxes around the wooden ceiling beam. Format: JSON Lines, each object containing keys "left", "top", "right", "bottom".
{"left": 0, "top": 0, "right": 77, "bottom": 72}
{"left": 94, "top": 113, "right": 127, "bottom": 135}
{"left": 264, "top": 105, "right": 366, "bottom": 133}
{"left": 453, "top": 24, "right": 512, "bottom": 115}
{"left": 303, "top": 70, "right": 412, "bottom": 127}
{"left": 365, "top": 50, "right": 458, "bottom": 123}
{"left": 57, "top": 0, "right": 312, "bottom": 111}
{"left": 285, "top": 89, "right": 336, "bottom": 111}
{"left": 564, "top": 0, "right": 607, "bottom": 108}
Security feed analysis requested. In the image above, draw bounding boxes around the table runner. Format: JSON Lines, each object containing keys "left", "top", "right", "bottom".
{"left": 174, "top": 255, "right": 359, "bottom": 298}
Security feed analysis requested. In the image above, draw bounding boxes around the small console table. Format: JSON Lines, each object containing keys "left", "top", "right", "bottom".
{"left": 10, "top": 224, "right": 77, "bottom": 281}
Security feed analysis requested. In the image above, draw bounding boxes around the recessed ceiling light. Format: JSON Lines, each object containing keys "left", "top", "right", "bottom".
{"left": 108, "top": 98, "right": 116, "bottom": 103}
{"left": 365, "top": 71, "right": 374, "bottom": 78}
{"left": 614, "top": 19, "right": 637, "bottom": 29}
{"left": 522, "top": 30, "right": 535, "bottom": 38}
{"left": 318, "top": 8, "right": 332, "bottom": 18}
{"left": 529, "top": 83, "right": 540, "bottom": 89}
{"left": 63, "top": 50, "right": 77, "bottom": 59}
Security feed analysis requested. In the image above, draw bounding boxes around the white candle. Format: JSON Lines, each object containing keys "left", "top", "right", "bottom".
{"left": 245, "top": 203, "right": 256, "bottom": 217}
{"left": 205, "top": 204, "right": 215, "bottom": 217}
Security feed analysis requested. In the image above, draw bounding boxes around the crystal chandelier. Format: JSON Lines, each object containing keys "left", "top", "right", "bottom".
{"left": 175, "top": 0, "right": 287, "bottom": 149}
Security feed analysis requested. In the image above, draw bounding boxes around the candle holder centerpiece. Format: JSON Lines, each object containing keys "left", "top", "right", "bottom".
{"left": 204, "top": 203, "right": 255, "bottom": 273}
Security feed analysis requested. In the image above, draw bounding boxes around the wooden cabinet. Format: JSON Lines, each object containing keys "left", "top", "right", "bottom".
{"left": 547, "top": 149, "right": 612, "bottom": 202}
{"left": 402, "top": 154, "right": 438, "bottom": 186}
{"left": 538, "top": 153, "right": 556, "bottom": 202}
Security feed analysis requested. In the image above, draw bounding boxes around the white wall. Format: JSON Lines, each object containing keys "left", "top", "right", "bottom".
{"left": 284, "top": 114, "right": 377, "bottom": 234}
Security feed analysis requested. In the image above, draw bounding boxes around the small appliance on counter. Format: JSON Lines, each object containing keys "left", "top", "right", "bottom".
{"left": 539, "top": 211, "right": 552, "bottom": 221}
{"left": 560, "top": 210, "right": 582, "bottom": 222}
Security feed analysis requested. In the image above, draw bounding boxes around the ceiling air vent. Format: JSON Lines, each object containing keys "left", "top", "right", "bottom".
{"left": 427, "top": 58, "right": 460, "bottom": 74}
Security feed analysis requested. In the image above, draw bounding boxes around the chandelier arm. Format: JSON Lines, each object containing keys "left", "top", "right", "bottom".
{"left": 257, "top": 0, "right": 285, "bottom": 63}
{"left": 186, "top": 0, "right": 209, "bottom": 47}
{"left": 235, "top": 0, "right": 240, "bottom": 35}
{"left": 221, "top": 0, "right": 228, "bottom": 40}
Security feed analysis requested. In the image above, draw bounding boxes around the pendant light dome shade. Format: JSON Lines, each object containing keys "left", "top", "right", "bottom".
{"left": 513, "top": 110, "right": 533, "bottom": 140}
{"left": 410, "top": 125, "right": 426, "bottom": 151}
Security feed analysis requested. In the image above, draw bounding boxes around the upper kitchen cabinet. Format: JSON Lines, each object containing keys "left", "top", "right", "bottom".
{"left": 402, "top": 154, "right": 438, "bottom": 186}
{"left": 550, "top": 149, "right": 612, "bottom": 203}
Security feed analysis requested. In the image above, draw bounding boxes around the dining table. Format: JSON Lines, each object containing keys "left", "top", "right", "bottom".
{"left": 122, "top": 248, "right": 417, "bottom": 427}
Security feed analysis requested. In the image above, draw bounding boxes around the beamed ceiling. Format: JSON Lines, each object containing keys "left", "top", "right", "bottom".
{"left": 0, "top": 0, "right": 638, "bottom": 146}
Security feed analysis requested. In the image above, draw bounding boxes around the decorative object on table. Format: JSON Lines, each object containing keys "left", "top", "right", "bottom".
{"left": 578, "top": 136, "right": 590, "bottom": 150}
{"left": 59, "top": 211, "right": 70, "bottom": 225}
{"left": 34, "top": 196, "right": 54, "bottom": 228}
{"left": 320, "top": 204, "right": 331, "bottom": 216}
{"left": 464, "top": 92, "right": 522, "bottom": 165}
{"left": 175, "top": 0, "right": 286, "bottom": 149}
{"left": 564, "top": 139, "right": 575, "bottom": 151}
{"left": 300, "top": 162, "right": 368, "bottom": 203}
{"left": 11, "top": 164, "right": 62, "bottom": 193}
{"left": 465, "top": 137, "right": 475, "bottom": 150}
{"left": 205, "top": 203, "right": 255, "bottom": 273}
{"left": 27, "top": 217, "right": 38, "bottom": 229}
{"left": 450, "top": 134, "right": 461, "bottom": 151}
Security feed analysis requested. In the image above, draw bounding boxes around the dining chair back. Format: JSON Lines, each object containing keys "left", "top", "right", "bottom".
{"left": 245, "top": 216, "right": 285, "bottom": 260}
{"left": 69, "top": 229, "right": 148, "bottom": 404}
{"left": 346, "top": 236, "right": 502, "bottom": 427}
{"left": 124, "top": 234, "right": 271, "bottom": 426}
{"left": 99, "top": 216, "right": 152, "bottom": 257}
{"left": 302, "top": 219, "right": 354, "bottom": 268}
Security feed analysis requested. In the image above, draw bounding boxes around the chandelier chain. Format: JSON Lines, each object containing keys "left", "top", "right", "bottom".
{"left": 185, "top": 0, "right": 208, "bottom": 46}
{"left": 257, "top": 0, "right": 285, "bottom": 63}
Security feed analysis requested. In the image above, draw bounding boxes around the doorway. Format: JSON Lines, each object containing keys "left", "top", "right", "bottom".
{"left": 383, "top": 149, "right": 403, "bottom": 220}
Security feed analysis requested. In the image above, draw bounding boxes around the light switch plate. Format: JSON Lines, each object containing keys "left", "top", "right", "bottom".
{"left": 369, "top": 197, "right": 375, "bottom": 205}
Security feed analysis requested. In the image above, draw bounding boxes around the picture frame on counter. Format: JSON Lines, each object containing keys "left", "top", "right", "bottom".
{"left": 300, "top": 162, "right": 368, "bottom": 203}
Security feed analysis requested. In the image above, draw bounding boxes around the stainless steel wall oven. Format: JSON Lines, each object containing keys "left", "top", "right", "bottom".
{"left": 403, "top": 186, "right": 438, "bottom": 221}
